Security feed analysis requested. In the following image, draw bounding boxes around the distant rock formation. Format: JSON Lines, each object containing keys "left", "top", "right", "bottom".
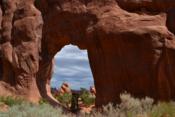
{"left": 59, "top": 83, "right": 71, "bottom": 95}
{"left": 0, "top": 0, "right": 175, "bottom": 107}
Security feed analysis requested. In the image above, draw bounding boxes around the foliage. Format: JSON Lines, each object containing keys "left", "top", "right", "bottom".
{"left": 55, "top": 93, "right": 72, "bottom": 108}
{"left": 79, "top": 88, "right": 95, "bottom": 106}
{"left": 118, "top": 93, "right": 154, "bottom": 116}
{"left": 1, "top": 94, "right": 175, "bottom": 117}
{"left": 39, "top": 98, "right": 49, "bottom": 105}
{"left": 0, "top": 96, "right": 25, "bottom": 107}
{"left": 39, "top": 88, "right": 95, "bottom": 107}
{"left": 0, "top": 103, "right": 66, "bottom": 117}
{"left": 90, "top": 94, "right": 175, "bottom": 117}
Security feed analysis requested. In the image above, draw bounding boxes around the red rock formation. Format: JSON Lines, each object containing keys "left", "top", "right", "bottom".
{"left": 59, "top": 83, "right": 71, "bottom": 95}
{"left": 116, "top": 0, "right": 175, "bottom": 11}
{"left": 1, "top": 0, "right": 175, "bottom": 108}
{"left": 0, "top": 0, "right": 43, "bottom": 102}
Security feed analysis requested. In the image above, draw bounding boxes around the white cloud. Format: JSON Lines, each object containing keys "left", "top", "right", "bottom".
{"left": 51, "top": 44, "right": 94, "bottom": 90}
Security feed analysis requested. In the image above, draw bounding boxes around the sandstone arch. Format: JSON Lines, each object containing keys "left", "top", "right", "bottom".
{"left": 0, "top": 0, "right": 175, "bottom": 108}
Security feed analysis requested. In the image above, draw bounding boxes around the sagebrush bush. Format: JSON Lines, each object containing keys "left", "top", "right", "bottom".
{"left": 0, "top": 94, "right": 175, "bottom": 117}
{"left": 119, "top": 93, "right": 154, "bottom": 116}
{"left": 0, "top": 103, "right": 67, "bottom": 117}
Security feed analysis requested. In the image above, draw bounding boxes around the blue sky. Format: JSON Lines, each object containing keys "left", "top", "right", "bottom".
{"left": 51, "top": 44, "right": 94, "bottom": 90}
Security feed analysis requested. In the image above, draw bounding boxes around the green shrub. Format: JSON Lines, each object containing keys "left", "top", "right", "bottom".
{"left": 0, "top": 96, "right": 25, "bottom": 107}
{"left": 39, "top": 98, "right": 49, "bottom": 105}
{"left": 79, "top": 88, "right": 95, "bottom": 106}
{"left": 55, "top": 93, "right": 72, "bottom": 108}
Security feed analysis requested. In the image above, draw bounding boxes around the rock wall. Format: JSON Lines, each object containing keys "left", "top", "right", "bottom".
{"left": 116, "top": 0, "right": 175, "bottom": 11}
{"left": 0, "top": 4, "right": 2, "bottom": 80}
{"left": 0, "top": 0, "right": 43, "bottom": 102}
{"left": 0, "top": 0, "right": 175, "bottom": 107}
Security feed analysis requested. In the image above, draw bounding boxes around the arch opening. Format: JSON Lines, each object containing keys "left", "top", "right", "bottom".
{"left": 51, "top": 44, "right": 94, "bottom": 90}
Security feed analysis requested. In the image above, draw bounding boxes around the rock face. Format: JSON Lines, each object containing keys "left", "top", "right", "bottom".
{"left": 116, "top": 0, "right": 175, "bottom": 11}
{"left": 0, "top": 0, "right": 43, "bottom": 102}
{"left": 1, "top": 0, "right": 175, "bottom": 107}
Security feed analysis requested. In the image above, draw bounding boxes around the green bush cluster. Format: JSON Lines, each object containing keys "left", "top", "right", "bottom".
{"left": 53, "top": 88, "right": 95, "bottom": 107}
{"left": 0, "top": 96, "right": 25, "bottom": 107}
{"left": 55, "top": 93, "right": 72, "bottom": 108}
{"left": 39, "top": 98, "right": 49, "bottom": 105}
{"left": 79, "top": 88, "right": 95, "bottom": 106}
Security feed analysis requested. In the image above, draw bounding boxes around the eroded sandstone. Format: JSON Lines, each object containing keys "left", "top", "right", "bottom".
{"left": 0, "top": 0, "right": 175, "bottom": 107}
{"left": 0, "top": 0, "right": 43, "bottom": 102}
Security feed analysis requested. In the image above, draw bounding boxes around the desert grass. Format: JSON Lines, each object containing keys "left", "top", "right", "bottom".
{"left": 0, "top": 93, "right": 175, "bottom": 117}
